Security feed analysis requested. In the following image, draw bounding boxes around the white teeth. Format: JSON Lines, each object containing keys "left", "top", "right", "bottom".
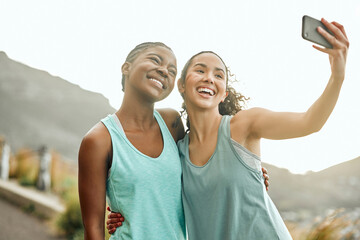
{"left": 197, "top": 87, "right": 215, "bottom": 96}
{"left": 149, "top": 78, "right": 163, "bottom": 88}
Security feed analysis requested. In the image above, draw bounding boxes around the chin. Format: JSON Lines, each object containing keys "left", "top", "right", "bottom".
{"left": 150, "top": 93, "right": 171, "bottom": 103}
{"left": 142, "top": 87, "right": 171, "bottom": 102}
{"left": 191, "top": 102, "right": 219, "bottom": 111}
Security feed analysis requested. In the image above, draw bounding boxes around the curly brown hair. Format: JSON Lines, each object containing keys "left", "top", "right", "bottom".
{"left": 178, "top": 51, "right": 248, "bottom": 131}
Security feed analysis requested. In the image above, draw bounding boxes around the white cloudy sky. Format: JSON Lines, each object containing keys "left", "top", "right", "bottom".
{"left": 1, "top": 0, "right": 359, "bottom": 174}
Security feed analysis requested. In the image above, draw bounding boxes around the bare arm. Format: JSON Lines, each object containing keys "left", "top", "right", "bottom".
{"left": 249, "top": 19, "right": 349, "bottom": 140}
{"left": 78, "top": 123, "right": 111, "bottom": 240}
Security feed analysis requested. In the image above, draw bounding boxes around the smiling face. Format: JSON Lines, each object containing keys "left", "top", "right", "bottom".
{"left": 178, "top": 52, "right": 228, "bottom": 111}
{"left": 122, "top": 46, "right": 177, "bottom": 102}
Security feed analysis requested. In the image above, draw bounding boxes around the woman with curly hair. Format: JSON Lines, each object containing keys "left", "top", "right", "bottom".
{"left": 175, "top": 18, "right": 348, "bottom": 239}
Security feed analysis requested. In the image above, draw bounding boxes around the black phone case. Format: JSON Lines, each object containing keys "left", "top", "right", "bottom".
{"left": 302, "top": 15, "right": 333, "bottom": 49}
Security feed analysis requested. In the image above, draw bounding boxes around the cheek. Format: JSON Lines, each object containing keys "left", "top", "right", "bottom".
{"left": 218, "top": 81, "right": 227, "bottom": 90}
{"left": 168, "top": 80, "right": 176, "bottom": 92}
{"left": 184, "top": 73, "right": 198, "bottom": 87}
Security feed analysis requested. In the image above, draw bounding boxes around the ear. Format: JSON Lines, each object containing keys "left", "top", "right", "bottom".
{"left": 177, "top": 78, "right": 185, "bottom": 94}
{"left": 222, "top": 91, "right": 229, "bottom": 102}
{"left": 121, "top": 62, "right": 131, "bottom": 76}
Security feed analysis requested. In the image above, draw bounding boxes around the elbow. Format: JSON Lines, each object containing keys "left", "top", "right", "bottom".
{"left": 303, "top": 112, "right": 326, "bottom": 135}
{"left": 308, "top": 123, "right": 323, "bottom": 134}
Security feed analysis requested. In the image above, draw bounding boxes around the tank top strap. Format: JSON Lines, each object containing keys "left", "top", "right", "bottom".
{"left": 101, "top": 114, "right": 123, "bottom": 137}
{"left": 219, "top": 115, "right": 232, "bottom": 140}
{"left": 153, "top": 110, "right": 167, "bottom": 132}
{"left": 153, "top": 110, "right": 178, "bottom": 151}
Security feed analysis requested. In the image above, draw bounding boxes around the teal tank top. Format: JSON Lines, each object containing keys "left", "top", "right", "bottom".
{"left": 102, "top": 111, "right": 186, "bottom": 240}
{"left": 177, "top": 115, "right": 292, "bottom": 240}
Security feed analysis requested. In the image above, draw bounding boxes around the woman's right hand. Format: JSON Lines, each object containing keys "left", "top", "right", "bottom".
{"left": 314, "top": 18, "right": 349, "bottom": 81}
{"left": 106, "top": 207, "right": 125, "bottom": 234}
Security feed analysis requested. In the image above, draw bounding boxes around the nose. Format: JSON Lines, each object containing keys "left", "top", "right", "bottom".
{"left": 156, "top": 67, "right": 168, "bottom": 78}
{"left": 203, "top": 73, "right": 214, "bottom": 84}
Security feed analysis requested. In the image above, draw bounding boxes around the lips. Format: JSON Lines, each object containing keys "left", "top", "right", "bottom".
{"left": 197, "top": 87, "right": 215, "bottom": 96}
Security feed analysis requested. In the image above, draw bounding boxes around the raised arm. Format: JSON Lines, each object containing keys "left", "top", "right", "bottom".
{"left": 78, "top": 123, "right": 111, "bottom": 240}
{"left": 249, "top": 19, "right": 349, "bottom": 140}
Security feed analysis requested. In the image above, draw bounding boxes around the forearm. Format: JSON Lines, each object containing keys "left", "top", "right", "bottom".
{"left": 83, "top": 224, "right": 105, "bottom": 240}
{"left": 304, "top": 74, "right": 344, "bottom": 132}
{"left": 79, "top": 186, "right": 107, "bottom": 240}
{"left": 79, "top": 173, "right": 107, "bottom": 240}
{"left": 79, "top": 182, "right": 107, "bottom": 240}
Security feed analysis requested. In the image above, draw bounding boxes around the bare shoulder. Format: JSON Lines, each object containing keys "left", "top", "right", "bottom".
{"left": 79, "top": 122, "right": 111, "bottom": 164}
{"left": 82, "top": 122, "right": 111, "bottom": 148}
{"left": 156, "top": 108, "right": 185, "bottom": 142}
{"left": 231, "top": 108, "right": 255, "bottom": 125}
{"left": 232, "top": 108, "right": 268, "bottom": 124}
{"left": 230, "top": 108, "right": 267, "bottom": 137}
{"left": 232, "top": 107, "right": 279, "bottom": 140}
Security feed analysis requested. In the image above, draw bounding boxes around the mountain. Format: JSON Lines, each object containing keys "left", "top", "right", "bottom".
{"left": 263, "top": 156, "right": 360, "bottom": 213}
{"left": 0, "top": 51, "right": 116, "bottom": 161}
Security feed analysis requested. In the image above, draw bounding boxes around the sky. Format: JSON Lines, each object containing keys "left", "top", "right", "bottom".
{"left": 1, "top": 0, "right": 359, "bottom": 174}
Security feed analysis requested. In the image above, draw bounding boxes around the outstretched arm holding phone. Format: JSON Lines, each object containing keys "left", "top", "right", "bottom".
{"left": 244, "top": 18, "right": 349, "bottom": 141}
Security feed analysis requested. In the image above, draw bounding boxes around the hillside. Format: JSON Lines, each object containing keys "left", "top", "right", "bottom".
{"left": 0, "top": 51, "right": 116, "bottom": 161}
{"left": 263, "top": 156, "right": 360, "bottom": 213}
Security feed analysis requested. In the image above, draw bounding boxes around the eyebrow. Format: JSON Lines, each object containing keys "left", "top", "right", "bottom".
{"left": 147, "top": 53, "right": 177, "bottom": 70}
{"left": 193, "top": 63, "right": 225, "bottom": 74}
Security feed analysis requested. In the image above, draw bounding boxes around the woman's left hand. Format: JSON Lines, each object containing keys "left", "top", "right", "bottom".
{"left": 314, "top": 18, "right": 349, "bottom": 81}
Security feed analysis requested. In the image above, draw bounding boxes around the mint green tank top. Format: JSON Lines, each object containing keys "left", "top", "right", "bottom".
{"left": 177, "top": 115, "right": 292, "bottom": 240}
{"left": 102, "top": 111, "right": 186, "bottom": 240}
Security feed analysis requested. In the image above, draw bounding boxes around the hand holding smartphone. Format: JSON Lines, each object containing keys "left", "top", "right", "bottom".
{"left": 302, "top": 15, "right": 334, "bottom": 49}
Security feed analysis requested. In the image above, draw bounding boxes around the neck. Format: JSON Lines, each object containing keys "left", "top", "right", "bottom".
{"left": 186, "top": 105, "right": 222, "bottom": 143}
{"left": 116, "top": 90, "right": 157, "bottom": 131}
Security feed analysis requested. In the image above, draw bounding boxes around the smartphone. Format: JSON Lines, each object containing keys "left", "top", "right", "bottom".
{"left": 302, "top": 15, "right": 333, "bottom": 49}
